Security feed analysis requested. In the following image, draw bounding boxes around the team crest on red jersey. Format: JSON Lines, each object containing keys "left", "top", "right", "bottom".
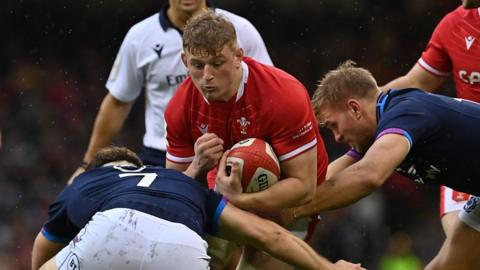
{"left": 236, "top": 117, "right": 251, "bottom": 135}
{"left": 198, "top": 123, "right": 208, "bottom": 134}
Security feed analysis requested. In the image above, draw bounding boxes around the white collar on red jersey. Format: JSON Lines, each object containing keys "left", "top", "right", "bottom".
{"left": 235, "top": 61, "right": 249, "bottom": 102}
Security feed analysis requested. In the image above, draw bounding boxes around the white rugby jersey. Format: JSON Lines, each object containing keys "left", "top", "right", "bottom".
{"left": 106, "top": 5, "right": 272, "bottom": 151}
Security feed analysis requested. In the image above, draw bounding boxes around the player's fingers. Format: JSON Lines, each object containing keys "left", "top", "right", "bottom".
{"left": 228, "top": 160, "right": 241, "bottom": 180}
{"left": 197, "top": 137, "right": 224, "bottom": 155}
{"left": 228, "top": 161, "right": 243, "bottom": 192}
{"left": 203, "top": 145, "right": 224, "bottom": 164}
{"left": 197, "top": 133, "right": 224, "bottom": 145}
{"left": 217, "top": 150, "right": 230, "bottom": 177}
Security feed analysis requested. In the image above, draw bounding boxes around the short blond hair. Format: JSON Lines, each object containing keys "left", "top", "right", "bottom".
{"left": 183, "top": 10, "right": 237, "bottom": 56}
{"left": 311, "top": 60, "right": 378, "bottom": 117}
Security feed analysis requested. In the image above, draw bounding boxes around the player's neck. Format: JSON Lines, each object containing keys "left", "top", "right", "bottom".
{"left": 225, "top": 65, "right": 244, "bottom": 102}
{"left": 167, "top": 5, "right": 208, "bottom": 30}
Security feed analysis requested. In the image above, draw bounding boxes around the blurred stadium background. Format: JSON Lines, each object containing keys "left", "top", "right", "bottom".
{"left": 1, "top": 0, "right": 460, "bottom": 269}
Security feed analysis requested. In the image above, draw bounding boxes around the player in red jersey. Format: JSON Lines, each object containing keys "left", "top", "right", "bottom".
{"left": 164, "top": 11, "right": 329, "bottom": 270}
{"left": 380, "top": 0, "right": 480, "bottom": 257}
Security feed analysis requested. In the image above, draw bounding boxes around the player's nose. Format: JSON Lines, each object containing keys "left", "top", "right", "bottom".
{"left": 333, "top": 131, "right": 344, "bottom": 143}
{"left": 203, "top": 65, "right": 214, "bottom": 80}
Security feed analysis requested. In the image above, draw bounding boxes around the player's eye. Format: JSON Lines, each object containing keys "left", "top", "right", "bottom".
{"left": 212, "top": 61, "right": 224, "bottom": 68}
{"left": 191, "top": 62, "right": 204, "bottom": 69}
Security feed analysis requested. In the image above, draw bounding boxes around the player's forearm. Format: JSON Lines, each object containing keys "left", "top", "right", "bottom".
{"left": 294, "top": 166, "right": 379, "bottom": 218}
{"left": 83, "top": 95, "right": 132, "bottom": 162}
{"left": 254, "top": 221, "right": 336, "bottom": 270}
{"left": 380, "top": 64, "right": 446, "bottom": 93}
{"left": 326, "top": 154, "right": 358, "bottom": 179}
{"left": 184, "top": 162, "right": 209, "bottom": 185}
{"left": 232, "top": 177, "right": 315, "bottom": 212}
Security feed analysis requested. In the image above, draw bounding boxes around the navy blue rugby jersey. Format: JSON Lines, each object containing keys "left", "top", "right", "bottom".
{"left": 42, "top": 165, "right": 226, "bottom": 243}
{"left": 376, "top": 88, "right": 480, "bottom": 195}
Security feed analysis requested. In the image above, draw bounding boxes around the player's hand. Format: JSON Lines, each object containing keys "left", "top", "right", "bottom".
{"left": 333, "top": 260, "right": 366, "bottom": 270}
{"left": 189, "top": 133, "right": 224, "bottom": 177}
{"left": 67, "top": 166, "right": 85, "bottom": 185}
{"left": 216, "top": 150, "right": 243, "bottom": 199}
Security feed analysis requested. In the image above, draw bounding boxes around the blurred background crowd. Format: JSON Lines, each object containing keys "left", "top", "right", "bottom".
{"left": 1, "top": 0, "right": 460, "bottom": 269}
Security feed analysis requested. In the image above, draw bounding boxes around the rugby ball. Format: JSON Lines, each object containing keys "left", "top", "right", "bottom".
{"left": 227, "top": 138, "right": 280, "bottom": 193}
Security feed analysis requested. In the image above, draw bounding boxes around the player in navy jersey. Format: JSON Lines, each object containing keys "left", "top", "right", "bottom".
{"left": 69, "top": 0, "right": 272, "bottom": 183}
{"left": 380, "top": 0, "right": 480, "bottom": 241}
{"left": 286, "top": 61, "right": 480, "bottom": 270}
{"left": 32, "top": 146, "right": 363, "bottom": 270}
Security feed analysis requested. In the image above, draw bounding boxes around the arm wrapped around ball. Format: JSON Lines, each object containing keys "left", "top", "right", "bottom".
{"left": 216, "top": 138, "right": 317, "bottom": 212}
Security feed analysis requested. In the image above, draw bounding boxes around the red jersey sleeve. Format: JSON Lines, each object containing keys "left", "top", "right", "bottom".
{"left": 164, "top": 82, "right": 195, "bottom": 163}
{"left": 268, "top": 79, "right": 318, "bottom": 162}
{"left": 419, "top": 9, "right": 455, "bottom": 77}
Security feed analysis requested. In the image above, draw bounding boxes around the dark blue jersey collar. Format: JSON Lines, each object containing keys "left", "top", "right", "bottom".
{"left": 376, "top": 90, "right": 391, "bottom": 123}
{"left": 159, "top": 1, "right": 215, "bottom": 32}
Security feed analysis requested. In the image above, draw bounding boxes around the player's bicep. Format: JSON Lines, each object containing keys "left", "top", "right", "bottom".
{"left": 359, "top": 133, "right": 410, "bottom": 184}
{"left": 280, "top": 146, "right": 317, "bottom": 189}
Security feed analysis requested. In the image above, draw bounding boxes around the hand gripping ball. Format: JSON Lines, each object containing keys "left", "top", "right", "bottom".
{"left": 227, "top": 138, "right": 280, "bottom": 193}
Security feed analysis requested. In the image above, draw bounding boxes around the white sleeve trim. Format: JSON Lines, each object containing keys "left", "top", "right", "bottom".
{"left": 418, "top": 58, "right": 451, "bottom": 77}
{"left": 278, "top": 138, "right": 317, "bottom": 162}
{"left": 166, "top": 153, "right": 194, "bottom": 163}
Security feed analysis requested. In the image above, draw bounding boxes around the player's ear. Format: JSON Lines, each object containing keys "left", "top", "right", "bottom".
{"left": 234, "top": 48, "right": 243, "bottom": 70}
{"left": 346, "top": 99, "right": 361, "bottom": 119}
{"left": 181, "top": 52, "right": 187, "bottom": 67}
{"left": 235, "top": 48, "right": 244, "bottom": 60}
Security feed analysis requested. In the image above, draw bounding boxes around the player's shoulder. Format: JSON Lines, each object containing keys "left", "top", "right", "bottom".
{"left": 387, "top": 89, "right": 439, "bottom": 115}
{"left": 243, "top": 58, "right": 311, "bottom": 114}
{"left": 245, "top": 58, "right": 307, "bottom": 95}
{"left": 124, "top": 13, "right": 162, "bottom": 40}
{"left": 440, "top": 6, "right": 472, "bottom": 25}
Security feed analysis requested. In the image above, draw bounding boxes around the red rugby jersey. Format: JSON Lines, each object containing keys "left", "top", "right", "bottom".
{"left": 419, "top": 6, "right": 480, "bottom": 101}
{"left": 165, "top": 57, "right": 328, "bottom": 186}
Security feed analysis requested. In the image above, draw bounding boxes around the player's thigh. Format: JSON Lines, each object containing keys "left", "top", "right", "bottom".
{"left": 441, "top": 211, "right": 460, "bottom": 238}
{"left": 440, "top": 186, "right": 469, "bottom": 237}
{"left": 428, "top": 196, "right": 480, "bottom": 270}
{"left": 39, "top": 257, "right": 57, "bottom": 270}
{"left": 427, "top": 221, "right": 480, "bottom": 270}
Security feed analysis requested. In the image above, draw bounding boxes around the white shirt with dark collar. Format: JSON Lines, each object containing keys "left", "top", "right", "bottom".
{"left": 106, "top": 4, "right": 272, "bottom": 151}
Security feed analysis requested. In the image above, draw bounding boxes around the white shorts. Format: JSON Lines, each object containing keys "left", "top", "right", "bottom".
{"left": 459, "top": 196, "right": 480, "bottom": 232}
{"left": 440, "top": 186, "right": 470, "bottom": 216}
{"left": 55, "top": 208, "right": 210, "bottom": 270}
